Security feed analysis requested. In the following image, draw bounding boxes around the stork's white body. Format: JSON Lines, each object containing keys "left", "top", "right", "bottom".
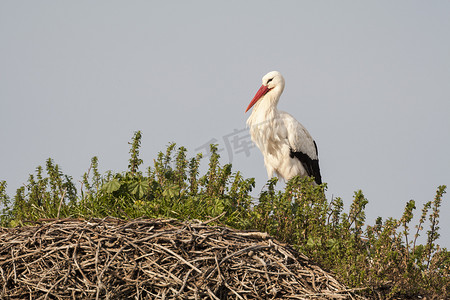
{"left": 245, "top": 71, "right": 322, "bottom": 184}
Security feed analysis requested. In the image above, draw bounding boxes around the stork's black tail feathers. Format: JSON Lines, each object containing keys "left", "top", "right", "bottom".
{"left": 289, "top": 142, "right": 322, "bottom": 185}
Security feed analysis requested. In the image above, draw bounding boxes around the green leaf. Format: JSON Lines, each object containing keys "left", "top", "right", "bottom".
{"left": 128, "top": 180, "right": 150, "bottom": 198}
{"left": 102, "top": 179, "right": 121, "bottom": 193}
{"left": 162, "top": 184, "right": 180, "bottom": 198}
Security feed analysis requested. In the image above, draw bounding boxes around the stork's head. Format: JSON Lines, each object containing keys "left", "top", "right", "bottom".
{"left": 245, "top": 71, "right": 285, "bottom": 113}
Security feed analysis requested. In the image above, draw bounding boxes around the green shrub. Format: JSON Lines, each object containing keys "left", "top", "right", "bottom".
{"left": 1, "top": 131, "right": 448, "bottom": 298}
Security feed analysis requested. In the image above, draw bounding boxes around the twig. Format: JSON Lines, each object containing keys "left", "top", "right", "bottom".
{"left": 201, "top": 211, "right": 226, "bottom": 225}
{"left": 57, "top": 188, "right": 67, "bottom": 219}
{"left": 153, "top": 243, "right": 202, "bottom": 274}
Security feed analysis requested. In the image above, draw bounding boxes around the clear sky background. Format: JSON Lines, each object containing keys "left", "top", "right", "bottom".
{"left": 1, "top": 1, "right": 449, "bottom": 247}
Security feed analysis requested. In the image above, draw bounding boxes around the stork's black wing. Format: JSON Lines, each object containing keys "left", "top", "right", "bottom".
{"left": 289, "top": 141, "right": 322, "bottom": 184}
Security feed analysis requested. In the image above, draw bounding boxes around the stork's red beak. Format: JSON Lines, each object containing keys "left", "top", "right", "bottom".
{"left": 245, "top": 85, "right": 270, "bottom": 113}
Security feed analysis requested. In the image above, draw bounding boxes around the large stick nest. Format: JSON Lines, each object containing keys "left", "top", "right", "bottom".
{"left": 1, "top": 218, "right": 365, "bottom": 299}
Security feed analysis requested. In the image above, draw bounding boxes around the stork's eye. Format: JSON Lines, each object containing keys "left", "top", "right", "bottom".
{"left": 267, "top": 78, "right": 273, "bottom": 84}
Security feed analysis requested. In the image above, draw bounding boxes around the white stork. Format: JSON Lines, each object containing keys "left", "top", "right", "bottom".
{"left": 245, "top": 71, "right": 322, "bottom": 184}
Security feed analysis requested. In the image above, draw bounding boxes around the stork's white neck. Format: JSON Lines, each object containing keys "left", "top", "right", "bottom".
{"left": 246, "top": 87, "right": 282, "bottom": 128}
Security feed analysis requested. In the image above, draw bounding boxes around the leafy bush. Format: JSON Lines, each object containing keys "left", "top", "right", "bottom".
{"left": 1, "top": 131, "right": 448, "bottom": 298}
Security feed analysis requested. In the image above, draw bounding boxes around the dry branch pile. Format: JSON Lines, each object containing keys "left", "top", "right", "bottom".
{"left": 1, "top": 218, "right": 364, "bottom": 299}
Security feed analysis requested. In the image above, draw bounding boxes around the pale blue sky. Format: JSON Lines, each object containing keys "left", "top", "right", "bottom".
{"left": 1, "top": 1, "right": 449, "bottom": 246}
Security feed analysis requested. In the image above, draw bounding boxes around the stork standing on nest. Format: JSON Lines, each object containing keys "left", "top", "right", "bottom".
{"left": 245, "top": 71, "right": 322, "bottom": 185}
